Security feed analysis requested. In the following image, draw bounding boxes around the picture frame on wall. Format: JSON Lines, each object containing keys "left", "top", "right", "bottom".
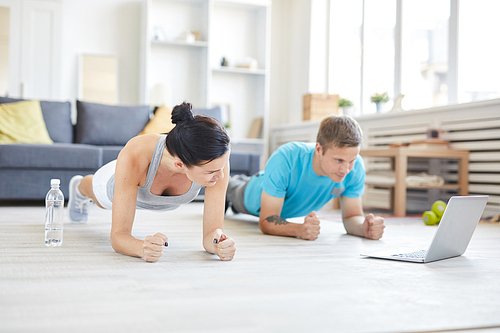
{"left": 78, "top": 54, "right": 118, "bottom": 105}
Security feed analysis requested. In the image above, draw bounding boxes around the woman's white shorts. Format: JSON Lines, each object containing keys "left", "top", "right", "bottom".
{"left": 92, "top": 160, "right": 116, "bottom": 210}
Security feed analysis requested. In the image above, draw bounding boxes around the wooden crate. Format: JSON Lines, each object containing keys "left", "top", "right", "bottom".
{"left": 303, "top": 94, "right": 339, "bottom": 121}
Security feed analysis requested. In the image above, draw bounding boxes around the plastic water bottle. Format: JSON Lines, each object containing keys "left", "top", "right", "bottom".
{"left": 45, "top": 179, "right": 64, "bottom": 246}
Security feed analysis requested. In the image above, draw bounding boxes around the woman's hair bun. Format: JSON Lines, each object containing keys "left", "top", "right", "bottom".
{"left": 171, "top": 102, "right": 195, "bottom": 125}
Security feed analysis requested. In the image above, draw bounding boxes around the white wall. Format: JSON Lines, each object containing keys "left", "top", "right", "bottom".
{"left": 308, "top": 0, "right": 328, "bottom": 94}
{"left": 269, "top": 0, "right": 312, "bottom": 126}
{"left": 286, "top": 0, "right": 313, "bottom": 124}
{"left": 269, "top": 0, "right": 329, "bottom": 126}
{"left": 0, "top": 7, "right": 9, "bottom": 97}
{"left": 269, "top": 0, "right": 290, "bottom": 126}
{"left": 60, "top": 0, "right": 142, "bottom": 107}
{"left": 56, "top": 0, "right": 316, "bottom": 126}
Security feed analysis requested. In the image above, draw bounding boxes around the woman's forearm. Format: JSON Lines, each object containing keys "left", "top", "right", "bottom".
{"left": 203, "top": 232, "right": 217, "bottom": 254}
{"left": 110, "top": 231, "right": 144, "bottom": 258}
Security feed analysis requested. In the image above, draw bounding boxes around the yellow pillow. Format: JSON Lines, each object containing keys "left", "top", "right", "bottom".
{"left": 0, "top": 100, "right": 53, "bottom": 144}
{"left": 139, "top": 104, "right": 175, "bottom": 135}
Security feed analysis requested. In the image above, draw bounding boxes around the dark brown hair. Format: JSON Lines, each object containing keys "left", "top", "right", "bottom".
{"left": 165, "top": 102, "right": 230, "bottom": 167}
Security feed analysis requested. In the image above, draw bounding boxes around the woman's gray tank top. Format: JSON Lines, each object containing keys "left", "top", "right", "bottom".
{"left": 106, "top": 135, "right": 202, "bottom": 210}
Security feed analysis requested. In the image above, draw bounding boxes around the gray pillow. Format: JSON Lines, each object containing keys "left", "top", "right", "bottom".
{"left": 193, "top": 106, "right": 222, "bottom": 124}
{"left": 75, "top": 100, "right": 150, "bottom": 145}
{"left": 0, "top": 97, "right": 73, "bottom": 143}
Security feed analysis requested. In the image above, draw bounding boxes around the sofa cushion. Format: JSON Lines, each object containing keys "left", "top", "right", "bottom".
{"left": 0, "top": 170, "right": 95, "bottom": 200}
{"left": 76, "top": 100, "right": 150, "bottom": 145}
{"left": 0, "top": 100, "right": 53, "bottom": 144}
{"left": 0, "top": 97, "right": 73, "bottom": 143}
{"left": 0, "top": 143, "right": 102, "bottom": 170}
{"left": 139, "top": 105, "right": 174, "bottom": 135}
{"left": 138, "top": 105, "right": 224, "bottom": 136}
{"left": 100, "top": 146, "right": 124, "bottom": 165}
{"left": 193, "top": 106, "right": 222, "bottom": 123}
{"left": 229, "top": 153, "right": 260, "bottom": 176}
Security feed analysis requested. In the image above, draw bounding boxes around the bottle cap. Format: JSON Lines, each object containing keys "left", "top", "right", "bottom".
{"left": 50, "top": 179, "right": 60, "bottom": 186}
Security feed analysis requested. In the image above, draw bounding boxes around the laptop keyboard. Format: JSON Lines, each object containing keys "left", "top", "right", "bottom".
{"left": 391, "top": 250, "right": 427, "bottom": 259}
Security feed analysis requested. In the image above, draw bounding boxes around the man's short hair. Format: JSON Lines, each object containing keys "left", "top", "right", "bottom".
{"left": 316, "top": 115, "right": 363, "bottom": 149}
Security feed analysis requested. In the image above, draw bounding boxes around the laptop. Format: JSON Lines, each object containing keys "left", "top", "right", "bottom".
{"left": 360, "top": 195, "right": 488, "bottom": 263}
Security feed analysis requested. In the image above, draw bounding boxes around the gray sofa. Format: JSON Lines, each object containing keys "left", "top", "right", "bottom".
{"left": 0, "top": 98, "right": 260, "bottom": 200}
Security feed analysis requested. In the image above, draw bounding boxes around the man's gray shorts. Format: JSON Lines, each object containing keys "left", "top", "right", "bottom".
{"left": 226, "top": 174, "right": 253, "bottom": 215}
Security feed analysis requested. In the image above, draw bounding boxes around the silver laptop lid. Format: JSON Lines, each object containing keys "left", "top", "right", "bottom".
{"left": 425, "top": 195, "right": 488, "bottom": 263}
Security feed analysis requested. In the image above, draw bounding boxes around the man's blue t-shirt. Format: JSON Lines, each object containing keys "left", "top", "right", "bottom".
{"left": 244, "top": 142, "right": 365, "bottom": 219}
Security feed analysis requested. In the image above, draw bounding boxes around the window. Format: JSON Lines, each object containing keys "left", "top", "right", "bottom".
{"left": 328, "top": 0, "right": 498, "bottom": 115}
{"left": 363, "top": 0, "right": 396, "bottom": 114}
{"left": 401, "top": 0, "right": 450, "bottom": 110}
{"left": 329, "top": 0, "right": 363, "bottom": 116}
{"left": 458, "top": 0, "right": 500, "bottom": 103}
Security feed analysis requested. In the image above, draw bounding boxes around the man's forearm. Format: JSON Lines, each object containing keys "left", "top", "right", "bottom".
{"left": 259, "top": 215, "right": 302, "bottom": 237}
{"left": 342, "top": 215, "right": 365, "bottom": 237}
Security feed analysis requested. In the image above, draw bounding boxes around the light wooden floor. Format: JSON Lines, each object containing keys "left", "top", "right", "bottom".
{"left": 1, "top": 202, "right": 500, "bottom": 333}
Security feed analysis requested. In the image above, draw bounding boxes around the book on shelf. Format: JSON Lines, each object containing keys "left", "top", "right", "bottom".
{"left": 247, "top": 117, "right": 263, "bottom": 139}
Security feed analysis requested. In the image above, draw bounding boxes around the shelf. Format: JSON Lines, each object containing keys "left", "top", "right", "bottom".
{"left": 366, "top": 183, "right": 461, "bottom": 190}
{"left": 360, "top": 147, "right": 469, "bottom": 216}
{"left": 151, "top": 39, "right": 208, "bottom": 48}
{"left": 167, "top": 0, "right": 207, "bottom": 4}
{"left": 230, "top": 138, "right": 264, "bottom": 155}
{"left": 214, "top": 0, "right": 271, "bottom": 10}
{"left": 141, "top": 0, "right": 270, "bottom": 155}
{"left": 360, "top": 147, "right": 469, "bottom": 159}
{"left": 231, "top": 138, "right": 264, "bottom": 144}
{"left": 212, "top": 67, "right": 266, "bottom": 75}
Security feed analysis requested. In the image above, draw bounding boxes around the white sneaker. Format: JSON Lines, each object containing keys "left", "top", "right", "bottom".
{"left": 68, "top": 175, "right": 92, "bottom": 223}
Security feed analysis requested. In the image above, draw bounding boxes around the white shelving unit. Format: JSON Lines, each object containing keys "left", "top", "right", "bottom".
{"left": 140, "top": 0, "right": 271, "bottom": 158}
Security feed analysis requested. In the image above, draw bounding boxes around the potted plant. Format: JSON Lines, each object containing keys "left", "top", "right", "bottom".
{"left": 338, "top": 97, "right": 354, "bottom": 116}
{"left": 370, "top": 92, "right": 389, "bottom": 113}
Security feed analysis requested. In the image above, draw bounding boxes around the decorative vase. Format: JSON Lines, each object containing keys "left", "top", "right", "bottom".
{"left": 375, "top": 102, "right": 386, "bottom": 113}
{"left": 341, "top": 106, "right": 353, "bottom": 116}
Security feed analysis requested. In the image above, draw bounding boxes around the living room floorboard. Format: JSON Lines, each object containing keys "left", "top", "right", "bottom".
{"left": 1, "top": 202, "right": 499, "bottom": 333}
